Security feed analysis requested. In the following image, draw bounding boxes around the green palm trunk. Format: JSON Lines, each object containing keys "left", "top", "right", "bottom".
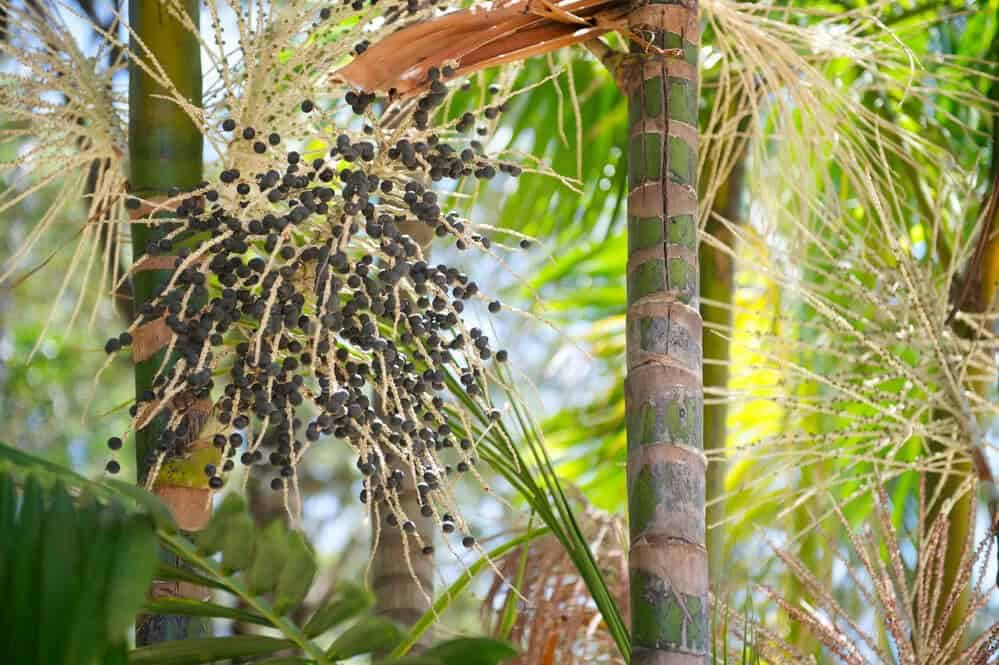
{"left": 129, "top": 0, "right": 211, "bottom": 644}
{"left": 700, "top": 142, "right": 744, "bottom": 583}
{"left": 129, "top": 0, "right": 205, "bottom": 479}
{"left": 624, "top": 2, "right": 708, "bottom": 662}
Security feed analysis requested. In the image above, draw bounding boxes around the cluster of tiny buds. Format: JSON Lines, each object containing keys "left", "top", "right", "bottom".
{"left": 105, "top": 71, "right": 523, "bottom": 550}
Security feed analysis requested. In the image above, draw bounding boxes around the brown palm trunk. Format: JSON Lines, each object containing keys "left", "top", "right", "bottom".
{"left": 370, "top": 221, "right": 435, "bottom": 651}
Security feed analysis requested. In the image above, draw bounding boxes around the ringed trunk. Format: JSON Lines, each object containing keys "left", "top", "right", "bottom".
{"left": 129, "top": 0, "right": 211, "bottom": 644}
{"left": 370, "top": 478, "right": 435, "bottom": 632}
{"left": 624, "top": 1, "right": 708, "bottom": 663}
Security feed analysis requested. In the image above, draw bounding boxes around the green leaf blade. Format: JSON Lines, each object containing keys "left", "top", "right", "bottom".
{"left": 141, "top": 598, "right": 271, "bottom": 627}
{"left": 423, "top": 638, "right": 518, "bottom": 665}
{"left": 128, "top": 635, "right": 295, "bottom": 665}
{"left": 304, "top": 583, "right": 374, "bottom": 638}
{"left": 326, "top": 617, "right": 405, "bottom": 661}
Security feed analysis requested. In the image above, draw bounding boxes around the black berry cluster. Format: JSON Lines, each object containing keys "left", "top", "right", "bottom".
{"left": 106, "top": 63, "right": 522, "bottom": 553}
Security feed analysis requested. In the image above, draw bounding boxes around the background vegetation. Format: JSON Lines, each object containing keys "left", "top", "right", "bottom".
{"left": 0, "top": 0, "right": 997, "bottom": 662}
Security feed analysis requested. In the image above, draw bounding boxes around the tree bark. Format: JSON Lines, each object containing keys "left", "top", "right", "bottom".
{"left": 624, "top": 2, "right": 707, "bottom": 663}
{"left": 129, "top": 0, "right": 211, "bottom": 644}
{"left": 370, "top": 221, "right": 435, "bottom": 651}
{"left": 370, "top": 477, "right": 435, "bottom": 629}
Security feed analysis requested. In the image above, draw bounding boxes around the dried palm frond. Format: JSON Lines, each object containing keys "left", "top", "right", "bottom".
{"left": 333, "top": 0, "right": 629, "bottom": 97}
{"left": 483, "top": 504, "right": 628, "bottom": 665}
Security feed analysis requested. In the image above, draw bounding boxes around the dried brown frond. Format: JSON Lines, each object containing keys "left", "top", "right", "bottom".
{"left": 333, "top": 0, "right": 629, "bottom": 97}
{"left": 483, "top": 505, "right": 628, "bottom": 665}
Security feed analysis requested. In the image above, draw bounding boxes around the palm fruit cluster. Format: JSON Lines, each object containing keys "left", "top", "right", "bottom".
{"left": 105, "top": 50, "right": 521, "bottom": 554}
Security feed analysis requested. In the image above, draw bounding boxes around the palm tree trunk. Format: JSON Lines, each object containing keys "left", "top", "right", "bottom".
{"left": 129, "top": 0, "right": 211, "bottom": 644}
{"left": 700, "top": 141, "right": 744, "bottom": 583}
{"left": 370, "top": 479, "right": 435, "bottom": 628}
{"left": 624, "top": 3, "right": 707, "bottom": 662}
{"left": 370, "top": 221, "right": 434, "bottom": 650}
